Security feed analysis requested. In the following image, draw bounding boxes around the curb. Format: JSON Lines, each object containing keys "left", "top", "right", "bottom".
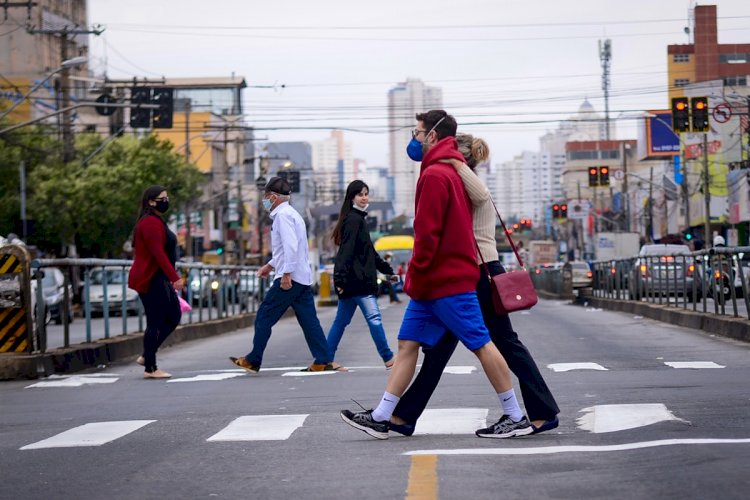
{"left": 0, "top": 312, "right": 266, "bottom": 380}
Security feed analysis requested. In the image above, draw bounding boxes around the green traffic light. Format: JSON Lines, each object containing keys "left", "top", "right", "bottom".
{"left": 685, "top": 233, "right": 692, "bottom": 240}
{"left": 217, "top": 247, "right": 224, "bottom": 255}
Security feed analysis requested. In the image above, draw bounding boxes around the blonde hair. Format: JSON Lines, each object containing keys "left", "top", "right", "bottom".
{"left": 455, "top": 133, "right": 489, "bottom": 169}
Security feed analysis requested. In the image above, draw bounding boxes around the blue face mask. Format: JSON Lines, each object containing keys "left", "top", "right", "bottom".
{"left": 262, "top": 198, "right": 273, "bottom": 211}
{"left": 406, "top": 138, "right": 423, "bottom": 162}
{"left": 405, "top": 115, "right": 446, "bottom": 162}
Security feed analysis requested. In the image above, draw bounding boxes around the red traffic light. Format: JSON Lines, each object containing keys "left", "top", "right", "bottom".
{"left": 589, "top": 167, "right": 597, "bottom": 175}
{"left": 675, "top": 101, "right": 687, "bottom": 110}
{"left": 561, "top": 204, "right": 568, "bottom": 211}
{"left": 553, "top": 204, "right": 560, "bottom": 210}
{"left": 600, "top": 167, "right": 608, "bottom": 174}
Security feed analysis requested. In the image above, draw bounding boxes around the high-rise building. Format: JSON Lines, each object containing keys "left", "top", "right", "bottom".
{"left": 312, "top": 130, "right": 353, "bottom": 202}
{"left": 667, "top": 4, "right": 750, "bottom": 101}
{"left": 387, "top": 78, "right": 442, "bottom": 220}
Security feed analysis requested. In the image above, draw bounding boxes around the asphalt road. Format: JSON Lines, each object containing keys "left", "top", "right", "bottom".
{"left": 2, "top": 297, "right": 750, "bottom": 499}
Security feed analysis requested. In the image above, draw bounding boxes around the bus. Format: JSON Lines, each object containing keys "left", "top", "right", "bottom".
{"left": 373, "top": 235, "right": 414, "bottom": 293}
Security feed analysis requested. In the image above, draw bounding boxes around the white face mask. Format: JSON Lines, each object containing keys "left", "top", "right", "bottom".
{"left": 353, "top": 201, "right": 369, "bottom": 212}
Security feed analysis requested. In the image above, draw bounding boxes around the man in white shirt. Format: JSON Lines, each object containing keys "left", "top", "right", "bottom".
{"left": 230, "top": 177, "right": 336, "bottom": 373}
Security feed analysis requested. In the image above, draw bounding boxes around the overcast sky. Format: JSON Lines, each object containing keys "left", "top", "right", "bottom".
{"left": 87, "top": 0, "right": 750, "bottom": 167}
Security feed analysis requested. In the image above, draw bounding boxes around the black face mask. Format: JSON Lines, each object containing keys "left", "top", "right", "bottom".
{"left": 154, "top": 199, "right": 170, "bottom": 213}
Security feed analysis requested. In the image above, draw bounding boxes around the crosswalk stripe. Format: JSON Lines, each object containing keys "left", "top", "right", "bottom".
{"left": 577, "top": 404, "right": 687, "bottom": 433}
{"left": 206, "top": 415, "right": 308, "bottom": 441}
{"left": 410, "top": 408, "right": 488, "bottom": 436}
{"left": 20, "top": 420, "right": 155, "bottom": 450}
{"left": 548, "top": 363, "right": 608, "bottom": 372}
{"left": 168, "top": 373, "right": 247, "bottom": 383}
{"left": 25, "top": 375, "right": 120, "bottom": 388}
{"left": 664, "top": 361, "right": 725, "bottom": 369}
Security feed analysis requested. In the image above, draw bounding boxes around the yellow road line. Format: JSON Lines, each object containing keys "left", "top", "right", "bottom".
{"left": 405, "top": 454, "right": 438, "bottom": 500}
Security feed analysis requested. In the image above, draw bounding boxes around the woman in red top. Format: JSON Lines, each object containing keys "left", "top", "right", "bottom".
{"left": 128, "top": 185, "right": 184, "bottom": 379}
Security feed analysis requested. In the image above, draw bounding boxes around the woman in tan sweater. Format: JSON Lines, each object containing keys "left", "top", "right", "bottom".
{"left": 390, "top": 133, "right": 560, "bottom": 436}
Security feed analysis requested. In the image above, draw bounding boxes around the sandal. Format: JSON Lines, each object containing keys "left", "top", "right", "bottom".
{"left": 300, "top": 362, "right": 349, "bottom": 372}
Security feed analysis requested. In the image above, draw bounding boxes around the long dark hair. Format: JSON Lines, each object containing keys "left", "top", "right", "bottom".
{"left": 136, "top": 184, "right": 167, "bottom": 222}
{"left": 331, "top": 180, "right": 368, "bottom": 246}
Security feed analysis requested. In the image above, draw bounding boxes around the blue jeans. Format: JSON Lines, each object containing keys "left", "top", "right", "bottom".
{"left": 245, "top": 280, "right": 332, "bottom": 368}
{"left": 327, "top": 295, "right": 394, "bottom": 362}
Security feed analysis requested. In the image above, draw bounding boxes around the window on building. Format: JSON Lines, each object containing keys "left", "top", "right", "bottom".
{"left": 723, "top": 76, "right": 748, "bottom": 87}
{"left": 673, "top": 54, "right": 690, "bottom": 63}
{"left": 719, "top": 53, "right": 749, "bottom": 64}
{"left": 568, "top": 151, "right": 597, "bottom": 160}
{"left": 674, "top": 79, "right": 690, "bottom": 87}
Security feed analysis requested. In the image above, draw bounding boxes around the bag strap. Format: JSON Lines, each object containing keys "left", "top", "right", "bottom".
{"left": 474, "top": 238, "right": 493, "bottom": 283}
{"left": 487, "top": 197, "right": 525, "bottom": 269}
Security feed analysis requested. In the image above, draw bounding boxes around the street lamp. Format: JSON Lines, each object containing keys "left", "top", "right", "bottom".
{"left": 0, "top": 56, "right": 87, "bottom": 122}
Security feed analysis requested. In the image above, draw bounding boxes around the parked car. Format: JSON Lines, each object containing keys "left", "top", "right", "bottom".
{"left": 570, "top": 261, "right": 593, "bottom": 288}
{"left": 629, "top": 244, "right": 699, "bottom": 301}
{"left": 84, "top": 267, "right": 139, "bottom": 315}
{"left": 41, "top": 267, "right": 74, "bottom": 324}
{"left": 186, "top": 269, "right": 237, "bottom": 306}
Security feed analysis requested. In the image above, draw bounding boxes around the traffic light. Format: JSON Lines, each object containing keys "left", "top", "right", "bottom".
{"left": 552, "top": 204, "right": 560, "bottom": 218}
{"left": 671, "top": 97, "right": 690, "bottom": 133}
{"left": 152, "top": 88, "right": 174, "bottom": 129}
{"left": 560, "top": 204, "right": 568, "bottom": 219}
{"left": 588, "top": 167, "right": 599, "bottom": 187}
{"left": 130, "top": 86, "right": 152, "bottom": 128}
{"left": 691, "top": 96, "right": 709, "bottom": 132}
{"left": 599, "top": 166, "right": 610, "bottom": 186}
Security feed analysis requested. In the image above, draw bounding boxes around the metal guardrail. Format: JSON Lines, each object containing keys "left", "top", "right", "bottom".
{"left": 29, "top": 258, "right": 267, "bottom": 352}
{"left": 584, "top": 246, "right": 750, "bottom": 320}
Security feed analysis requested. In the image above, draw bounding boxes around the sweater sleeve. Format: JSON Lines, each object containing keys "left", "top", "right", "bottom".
{"left": 140, "top": 217, "right": 180, "bottom": 282}
{"left": 454, "top": 161, "right": 490, "bottom": 207}
{"left": 409, "top": 172, "right": 449, "bottom": 274}
{"left": 333, "top": 216, "right": 359, "bottom": 288}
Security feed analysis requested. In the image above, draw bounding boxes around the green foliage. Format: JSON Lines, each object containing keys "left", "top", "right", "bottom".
{"left": 1, "top": 129, "right": 205, "bottom": 257}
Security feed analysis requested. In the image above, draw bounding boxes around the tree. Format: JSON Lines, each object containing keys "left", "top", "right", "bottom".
{"left": 28, "top": 133, "right": 205, "bottom": 257}
{"left": 0, "top": 123, "right": 62, "bottom": 242}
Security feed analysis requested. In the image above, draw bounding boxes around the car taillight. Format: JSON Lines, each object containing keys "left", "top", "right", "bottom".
{"left": 587, "top": 271, "right": 593, "bottom": 278}
{"left": 610, "top": 267, "right": 616, "bottom": 275}
{"left": 640, "top": 264, "right": 649, "bottom": 277}
{"left": 714, "top": 270, "right": 722, "bottom": 280}
{"left": 687, "top": 265, "right": 695, "bottom": 277}
{"left": 535, "top": 269, "right": 541, "bottom": 275}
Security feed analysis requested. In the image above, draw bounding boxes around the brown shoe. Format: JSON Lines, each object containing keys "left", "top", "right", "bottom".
{"left": 229, "top": 356, "right": 259, "bottom": 374}
{"left": 144, "top": 369, "right": 172, "bottom": 379}
{"left": 300, "top": 362, "right": 348, "bottom": 372}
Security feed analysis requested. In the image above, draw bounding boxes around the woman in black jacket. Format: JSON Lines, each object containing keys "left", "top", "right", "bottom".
{"left": 326, "top": 180, "right": 396, "bottom": 369}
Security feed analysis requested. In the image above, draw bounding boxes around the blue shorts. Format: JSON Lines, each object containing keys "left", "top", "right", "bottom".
{"left": 397, "top": 292, "right": 491, "bottom": 351}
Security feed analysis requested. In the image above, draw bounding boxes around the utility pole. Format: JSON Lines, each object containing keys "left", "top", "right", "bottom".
{"left": 235, "top": 136, "right": 245, "bottom": 264}
{"left": 19, "top": 161, "right": 26, "bottom": 240}
{"left": 26, "top": 23, "right": 104, "bottom": 162}
{"left": 622, "top": 143, "right": 630, "bottom": 232}
{"left": 702, "top": 133, "right": 711, "bottom": 247}
{"left": 599, "top": 39, "right": 612, "bottom": 140}
{"left": 648, "top": 167, "right": 654, "bottom": 242}
{"left": 682, "top": 155, "right": 690, "bottom": 234}
{"left": 183, "top": 99, "right": 192, "bottom": 259}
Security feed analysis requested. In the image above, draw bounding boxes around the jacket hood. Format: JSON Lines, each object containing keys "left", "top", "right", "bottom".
{"left": 421, "top": 136, "right": 465, "bottom": 172}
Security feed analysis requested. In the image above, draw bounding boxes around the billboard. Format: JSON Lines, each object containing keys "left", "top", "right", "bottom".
{"left": 643, "top": 110, "right": 680, "bottom": 157}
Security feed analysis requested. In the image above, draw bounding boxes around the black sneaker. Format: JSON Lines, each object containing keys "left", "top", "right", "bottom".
{"left": 476, "top": 415, "right": 533, "bottom": 438}
{"left": 389, "top": 421, "right": 415, "bottom": 437}
{"left": 340, "top": 409, "right": 389, "bottom": 440}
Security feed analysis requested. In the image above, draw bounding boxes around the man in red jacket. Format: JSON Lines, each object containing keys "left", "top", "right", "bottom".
{"left": 341, "top": 110, "right": 532, "bottom": 440}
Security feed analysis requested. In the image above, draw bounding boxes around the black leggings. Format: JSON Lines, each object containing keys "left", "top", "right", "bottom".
{"left": 393, "top": 261, "right": 559, "bottom": 423}
{"left": 139, "top": 272, "right": 181, "bottom": 371}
